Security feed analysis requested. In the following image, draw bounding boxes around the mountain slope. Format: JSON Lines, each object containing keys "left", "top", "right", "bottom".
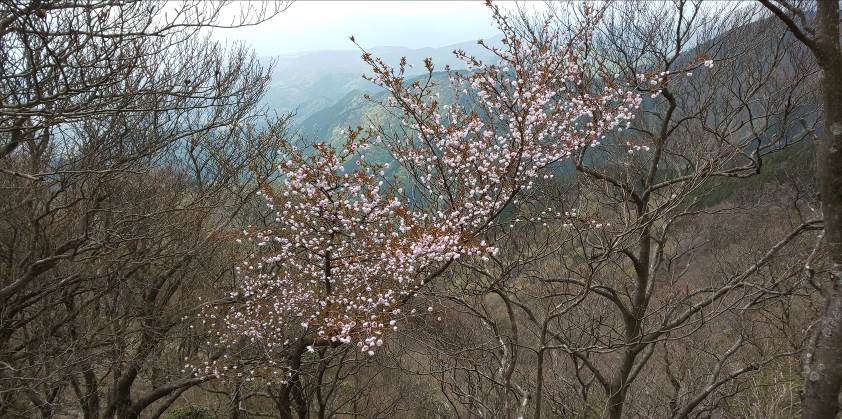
{"left": 261, "top": 35, "right": 503, "bottom": 119}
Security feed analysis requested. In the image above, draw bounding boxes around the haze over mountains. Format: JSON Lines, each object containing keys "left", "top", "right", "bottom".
{"left": 260, "top": 34, "right": 503, "bottom": 122}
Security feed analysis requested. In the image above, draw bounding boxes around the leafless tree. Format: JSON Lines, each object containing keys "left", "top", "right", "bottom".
{"left": 0, "top": 1, "right": 290, "bottom": 417}
{"left": 378, "top": 2, "right": 825, "bottom": 418}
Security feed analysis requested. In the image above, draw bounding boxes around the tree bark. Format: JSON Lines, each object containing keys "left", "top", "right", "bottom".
{"left": 273, "top": 340, "right": 310, "bottom": 419}
{"left": 795, "top": 2, "right": 842, "bottom": 418}
{"left": 803, "top": 82, "right": 842, "bottom": 414}
{"left": 757, "top": 1, "right": 842, "bottom": 416}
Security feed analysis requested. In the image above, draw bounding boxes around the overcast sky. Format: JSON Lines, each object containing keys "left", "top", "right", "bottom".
{"left": 214, "top": 1, "right": 512, "bottom": 56}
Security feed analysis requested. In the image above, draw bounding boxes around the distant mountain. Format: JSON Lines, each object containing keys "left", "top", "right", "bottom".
{"left": 260, "top": 34, "right": 503, "bottom": 120}
{"left": 296, "top": 88, "right": 375, "bottom": 143}
{"left": 297, "top": 71, "right": 458, "bottom": 147}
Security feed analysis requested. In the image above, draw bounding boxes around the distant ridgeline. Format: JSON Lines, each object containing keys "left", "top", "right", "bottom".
{"left": 285, "top": 73, "right": 816, "bottom": 213}
{"left": 259, "top": 34, "right": 505, "bottom": 120}
{"left": 268, "top": 20, "right": 820, "bottom": 212}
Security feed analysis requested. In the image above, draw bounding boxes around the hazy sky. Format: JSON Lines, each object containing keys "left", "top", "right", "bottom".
{"left": 214, "top": 1, "right": 509, "bottom": 56}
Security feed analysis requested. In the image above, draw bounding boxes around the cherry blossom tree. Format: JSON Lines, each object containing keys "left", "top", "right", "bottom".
{"left": 198, "top": 3, "right": 646, "bottom": 395}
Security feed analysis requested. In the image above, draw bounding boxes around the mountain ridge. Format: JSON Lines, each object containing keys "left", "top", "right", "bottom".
{"left": 259, "top": 34, "right": 503, "bottom": 120}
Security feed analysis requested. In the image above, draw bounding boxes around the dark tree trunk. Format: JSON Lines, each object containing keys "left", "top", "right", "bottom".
{"left": 798, "top": 2, "right": 842, "bottom": 418}
{"left": 273, "top": 340, "right": 310, "bottom": 419}
{"left": 804, "top": 5, "right": 842, "bottom": 418}
{"left": 757, "top": 1, "right": 842, "bottom": 416}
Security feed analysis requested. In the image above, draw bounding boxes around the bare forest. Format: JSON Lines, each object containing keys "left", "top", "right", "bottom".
{"left": 1, "top": 1, "right": 841, "bottom": 418}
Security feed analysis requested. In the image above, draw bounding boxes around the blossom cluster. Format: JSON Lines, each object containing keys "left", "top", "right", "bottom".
{"left": 198, "top": 3, "right": 652, "bottom": 379}
{"left": 359, "top": 4, "right": 642, "bottom": 231}
{"left": 194, "top": 134, "right": 492, "bottom": 379}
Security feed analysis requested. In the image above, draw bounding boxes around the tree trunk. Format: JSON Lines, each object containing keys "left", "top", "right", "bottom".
{"left": 801, "top": 2, "right": 842, "bottom": 418}
{"left": 605, "top": 352, "right": 636, "bottom": 419}
{"left": 229, "top": 381, "right": 242, "bottom": 419}
{"left": 273, "top": 340, "right": 309, "bottom": 419}
{"left": 605, "top": 387, "right": 628, "bottom": 419}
